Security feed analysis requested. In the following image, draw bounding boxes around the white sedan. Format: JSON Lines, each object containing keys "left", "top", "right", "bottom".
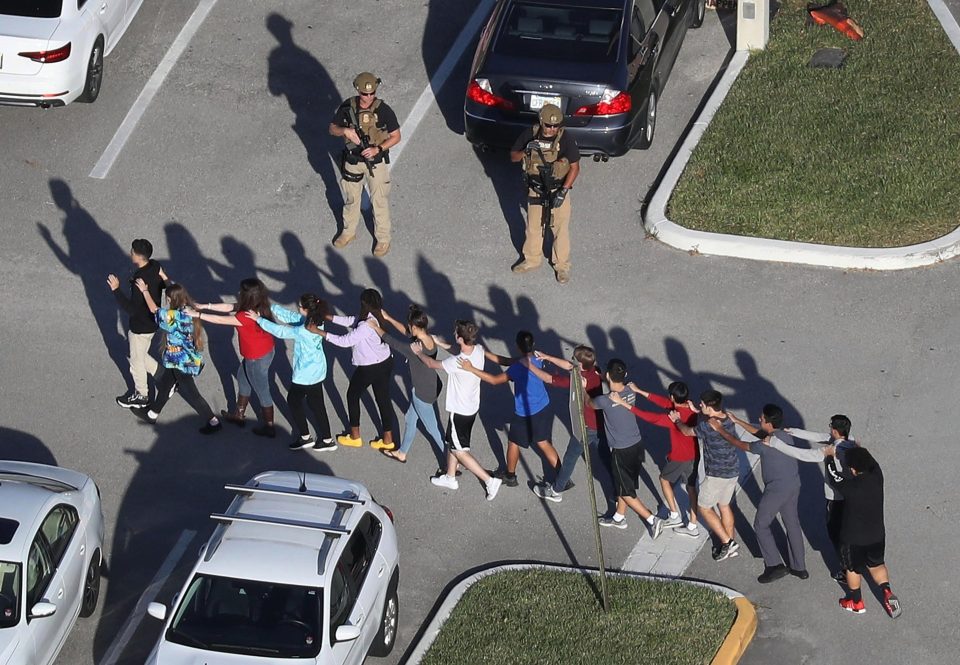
{"left": 0, "top": 0, "right": 144, "bottom": 107}
{"left": 146, "top": 472, "right": 400, "bottom": 664}
{"left": 0, "top": 461, "right": 105, "bottom": 665}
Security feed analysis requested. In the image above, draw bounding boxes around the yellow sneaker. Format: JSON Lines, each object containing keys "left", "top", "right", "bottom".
{"left": 336, "top": 434, "right": 363, "bottom": 448}
{"left": 369, "top": 438, "right": 396, "bottom": 451}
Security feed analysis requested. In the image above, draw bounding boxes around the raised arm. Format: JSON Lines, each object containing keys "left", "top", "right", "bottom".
{"left": 194, "top": 311, "right": 242, "bottom": 326}
{"left": 784, "top": 427, "right": 830, "bottom": 443}
{"left": 380, "top": 308, "right": 408, "bottom": 336}
{"left": 764, "top": 437, "right": 832, "bottom": 463}
{"left": 535, "top": 350, "right": 573, "bottom": 371}
{"left": 727, "top": 411, "right": 761, "bottom": 437}
{"left": 135, "top": 278, "right": 159, "bottom": 314}
{"left": 195, "top": 302, "right": 236, "bottom": 313}
{"left": 519, "top": 357, "right": 555, "bottom": 384}
{"left": 413, "top": 342, "right": 444, "bottom": 370}
{"left": 668, "top": 410, "right": 697, "bottom": 437}
{"left": 483, "top": 349, "right": 514, "bottom": 367}
{"left": 458, "top": 358, "right": 510, "bottom": 385}
{"left": 708, "top": 418, "right": 752, "bottom": 452}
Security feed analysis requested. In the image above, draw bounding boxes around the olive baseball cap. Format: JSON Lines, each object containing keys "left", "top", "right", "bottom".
{"left": 353, "top": 72, "right": 380, "bottom": 94}
{"left": 539, "top": 103, "right": 563, "bottom": 125}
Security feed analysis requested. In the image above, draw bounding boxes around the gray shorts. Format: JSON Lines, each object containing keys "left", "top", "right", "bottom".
{"left": 697, "top": 475, "right": 738, "bottom": 508}
{"left": 661, "top": 460, "right": 695, "bottom": 485}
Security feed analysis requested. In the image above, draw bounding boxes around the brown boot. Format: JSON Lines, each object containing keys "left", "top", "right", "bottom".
{"left": 252, "top": 406, "right": 276, "bottom": 438}
{"left": 220, "top": 395, "right": 249, "bottom": 427}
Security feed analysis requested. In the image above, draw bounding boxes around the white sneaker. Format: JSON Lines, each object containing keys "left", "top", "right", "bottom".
{"left": 662, "top": 513, "right": 684, "bottom": 528}
{"left": 431, "top": 474, "right": 459, "bottom": 490}
{"left": 486, "top": 477, "right": 502, "bottom": 501}
{"left": 674, "top": 523, "right": 700, "bottom": 538}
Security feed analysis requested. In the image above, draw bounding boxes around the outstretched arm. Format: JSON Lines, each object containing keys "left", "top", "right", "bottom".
{"left": 483, "top": 349, "right": 514, "bottom": 367}
{"left": 195, "top": 302, "right": 236, "bottom": 313}
{"left": 708, "top": 418, "right": 752, "bottom": 452}
{"left": 668, "top": 411, "right": 697, "bottom": 437}
{"left": 535, "top": 350, "right": 574, "bottom": 371}
{"left": 458, "top": 358, "right": 510, "bottom": 385}
{"left": 380, "top": 308, "right": 408, "bottom": 336}
{"left": 135, "top": 278, "right": 159, "bottom": 314}
{"left": 727, "top": 411, "right": 761, "bottom": 437}
{"left": 765, "top": 437, "right": 833, "bottom": 462}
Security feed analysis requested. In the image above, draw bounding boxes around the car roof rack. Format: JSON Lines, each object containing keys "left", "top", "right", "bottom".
{"left": 224, "top": 482, "right": 366, "bottom": 506}
{"left": 209, "top": 512, "right": 351, "bottom": 535}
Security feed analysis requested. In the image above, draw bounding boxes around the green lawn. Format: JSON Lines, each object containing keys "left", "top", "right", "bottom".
{"left": 420, "top": 570, "right": 736, "bottom": 665}
{"left": 668, "top": 0, "right": 960, "bottom": 247}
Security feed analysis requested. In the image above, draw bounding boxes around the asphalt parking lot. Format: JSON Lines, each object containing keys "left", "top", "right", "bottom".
{"left": 2, "top": 0, "right": 959, "bottom": 663}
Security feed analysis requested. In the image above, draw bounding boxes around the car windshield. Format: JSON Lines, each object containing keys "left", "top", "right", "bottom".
{"left": 2, "top": 1, "right": 63, "bottom": 18}
{"left": 494, "top": 2, "right": 623, "bottom": 62}
{"left": 167, "top": 574, "right": 322, "bottom": 658}
{"left": 0, "top": 562, "right": 21, "bottom": 629}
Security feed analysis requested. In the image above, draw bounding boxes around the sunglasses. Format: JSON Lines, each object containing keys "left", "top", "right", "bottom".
{"left": 359, "top": 91, "right": 376, "bottom": 97}
{"left": 543, "top": 123, "right": 560, "bottom": 129}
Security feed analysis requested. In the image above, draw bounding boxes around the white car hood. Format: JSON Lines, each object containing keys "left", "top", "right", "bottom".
{"left": 0, "top": 631, "right": 21, "bottom": 665}
{"left": 0, "top": 16, "right": 60, "bottom": 42}
{"left": 150, "top": 641, "right": 311, "bottom": 665}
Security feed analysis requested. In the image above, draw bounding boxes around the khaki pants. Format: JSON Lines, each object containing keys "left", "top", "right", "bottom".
{"left": 341, "top": 160, "right": 391, "bottom": 242}
{"left": 522, "top": 189, "right": 571, "bottom": 272}
{"left": 129, "top": 332, "right": 159, "bottom": 396}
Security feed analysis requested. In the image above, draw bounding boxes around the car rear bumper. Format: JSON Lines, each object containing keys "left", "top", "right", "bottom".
{"left": 464, "top": 102, "right": 634, "bottom": 157}
{"left": 0, "top": 91, "right": 68, "bottom": 107}
{"left": 0, "top": 66, "right": 81, "bottom": 107}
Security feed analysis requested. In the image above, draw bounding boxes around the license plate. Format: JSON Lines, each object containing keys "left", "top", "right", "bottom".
{"left": 529, "top": 94, "right": 561, "bottom": 110}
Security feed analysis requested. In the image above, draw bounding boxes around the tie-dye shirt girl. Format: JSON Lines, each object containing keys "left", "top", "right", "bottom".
{"left": 156, "top": 307, "right": 204, "bottom": 375}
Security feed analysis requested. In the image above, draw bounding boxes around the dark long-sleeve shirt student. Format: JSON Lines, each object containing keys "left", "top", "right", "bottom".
{"left": 827, "top": 456, "right": 885, "bottom": 546}
{"left": 113, "top": 259, "right": 165, "bottom": 333}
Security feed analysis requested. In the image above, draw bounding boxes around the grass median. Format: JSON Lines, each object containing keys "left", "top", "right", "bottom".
{"left": 420, "top": 569, "right": 736, "bottom": 665}
{"left": 668, "top": 0, "right": 960, "bottom": 247}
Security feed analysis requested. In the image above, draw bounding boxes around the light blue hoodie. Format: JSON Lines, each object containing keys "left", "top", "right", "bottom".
{"left": 257, "top": 304, "right": 327, "bottom": 385}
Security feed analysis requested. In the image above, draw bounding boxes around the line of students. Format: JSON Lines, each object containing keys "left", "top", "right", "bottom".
{"left": 109, "top": 247, "right": 899, "bottom": 617}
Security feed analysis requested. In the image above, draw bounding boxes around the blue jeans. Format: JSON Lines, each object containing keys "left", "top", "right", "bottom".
{"left": 236, "top": 348, "right": 275, "bottom": 407}
{"left": 554, "top": 428, "right": 600, "bottom": 492}
{"left": 399, "top": 389, "right": 445, "bottom": 458}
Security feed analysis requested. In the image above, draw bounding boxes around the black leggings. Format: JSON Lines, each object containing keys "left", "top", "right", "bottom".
{"left": 346, "top": 356, "right": 395, "bottom": 436}
{"left": 153, "top": 368, "right": 215, "bottom": 421}
{"left": 287, "top": 381, "right": 331, "bottom": 440}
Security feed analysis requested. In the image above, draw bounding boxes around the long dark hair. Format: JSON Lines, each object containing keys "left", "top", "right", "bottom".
{"left": 299, "top": 293, "right": 329, "bottom": 329}
{"left": 165, "top": 283, "right": 205, "bottom": 351}
{"left": 407, "top": 304, "right": 429, "bottom": 335}
{"left": 236, "top": 278, "right": 274, "bottom": 321}
{"left": 356, "top": 288, "right": 386, "bottom": 328}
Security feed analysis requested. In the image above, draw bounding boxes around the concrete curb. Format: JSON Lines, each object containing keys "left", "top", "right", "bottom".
{"left": 403, "top": 562, "right": 756, "bottom": 664}
{"left": 643, "top": 1, "right": 960, "bottom": 271}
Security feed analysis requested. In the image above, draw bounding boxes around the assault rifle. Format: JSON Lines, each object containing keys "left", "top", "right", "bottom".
{"left": 526, "top": 142, "right": 562, "bottom": 229}
{"left": 347, "top": 106, "right": 376, "bottom": 178}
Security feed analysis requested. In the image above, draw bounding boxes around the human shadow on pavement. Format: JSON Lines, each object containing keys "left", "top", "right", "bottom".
{"left": 266, "top": 13, "right": 344, "bottom": 233}
{"left": 91, "top": 416, "right": 333, "bottom": 664}
{"left": 421, "top": 0, "right": 478, "bottom": 134}
{"left": 0, "top": 427, "right": 57, "bottom": 466}
{"left": 38, "top": 179, "right": 130, "bottom": 386}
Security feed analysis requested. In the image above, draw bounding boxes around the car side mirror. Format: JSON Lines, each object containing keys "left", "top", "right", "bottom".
{"left": 147, "top": 602, "right": 167, "bottom": 621}
{"left": 335, "top": 625, "right": 362, "bottom": 642}
{"left": 30, "top": 602, "right": 57, "bottom": 619}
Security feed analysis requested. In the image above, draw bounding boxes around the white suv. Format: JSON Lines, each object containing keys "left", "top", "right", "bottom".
{"left": 0, "top": 461, "right": 104, "bottom": 665}
{"left": 146, "top": 472, "right": 400, "bottom": 664}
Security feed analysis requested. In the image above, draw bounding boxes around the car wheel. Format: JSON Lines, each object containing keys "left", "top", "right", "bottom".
{"left": 77, "top": 37, "right": 105, "bottom": 104}
{"left": 368, "top": 574, "right": 399, "bottom": 657}
{"left": 692, "top": 0, "right": 706, "bottom": 28}
{"left": 636, "top": 88, "right": 658, "bottom": 150}
{"left": 79, "top": 550, "right": 102, "bottom": 618}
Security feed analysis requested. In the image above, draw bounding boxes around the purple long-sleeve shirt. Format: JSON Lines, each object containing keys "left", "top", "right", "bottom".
{"left": 325, "top": 314, "right": 391, "bottom": 366}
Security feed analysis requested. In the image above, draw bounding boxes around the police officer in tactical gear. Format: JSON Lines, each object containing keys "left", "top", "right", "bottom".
{"left": 509, "top": 104, "right": 580, "bottom": 284}
{"left": 329, "top": 72, "right": 402, "bottom": 257}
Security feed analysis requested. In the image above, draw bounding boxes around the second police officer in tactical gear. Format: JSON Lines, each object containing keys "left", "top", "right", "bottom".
{"left": 509, "top": 104, "right": 581, "bottom": 285}
{"left": 329, "top": 72, "right": 401, "bottom": 257}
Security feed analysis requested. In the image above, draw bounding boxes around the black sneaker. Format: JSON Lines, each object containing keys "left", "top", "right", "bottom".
{"left": 758, "top": 564, "right": 790, "bottom": 584}
{"left": 199, "top": 421, "right": 222, "bottom": 435}
{"left": 312, "top": 438, "right": 337, "bottom": 452}
{"left": 132, "top": 407, "right": 157, "bottom": 424}
{"left": 116, "top": 393, "right": 149, "bottom": 409}
{"left": 493, "top": 469, "right": 519, "bottom": 487}
{"left": 289, "top": 436, "right": 316, "bottom": 450}
{"left": 790, "top": 569, "right": 810, "bottom": 580}
{"left": 711, "top": 543, "right": 723, "bottom": 560}
{"left": 833, "top": 569, "right": 848, "bottom": 584}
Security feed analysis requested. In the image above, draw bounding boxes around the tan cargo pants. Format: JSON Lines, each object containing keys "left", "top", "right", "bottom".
{"left": 522, "top": 189, "right": 571, "bottom": 272}
{"left": 340, "top": 160, "right": 391, "bottom": 243}
{"left": 129, "top": 331, "right": 158, "bottom": 396}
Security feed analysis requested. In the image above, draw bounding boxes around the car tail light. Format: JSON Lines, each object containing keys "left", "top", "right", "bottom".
{"left": 574, "top": 89, "right": 631, "bottom": 116}
{"left": 19, "top": 43, "right": 72, "bottom": 63}
{"left": 467, "top": 78, "right": 515, "bottom": 111}
{"left": 382, "top": 505, "right": 395, "bottom": 523}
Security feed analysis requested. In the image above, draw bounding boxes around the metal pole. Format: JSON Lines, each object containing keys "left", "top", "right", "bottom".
{"left": 570, "top": 360, "right": 610, "bottom": 611}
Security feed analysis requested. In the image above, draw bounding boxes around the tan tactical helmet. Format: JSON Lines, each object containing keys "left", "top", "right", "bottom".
{"left": 353, "top": 72, "right": 380, "bottom": 94}
{"left": 538, "top": 103, "right": 563, "bottom": 126}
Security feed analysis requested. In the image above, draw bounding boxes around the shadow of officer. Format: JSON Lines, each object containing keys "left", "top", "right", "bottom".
{"left": 508, "top": 104, "right": 580, "bottom": 285}
{"left": 266, "top": 13, "right": 344, "bottom": 220}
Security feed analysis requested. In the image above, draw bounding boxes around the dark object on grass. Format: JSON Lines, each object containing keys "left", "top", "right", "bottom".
{"left": 809, "top": 47, "right": 848, "bottom": 68}
{"left": 807, "top": 0, "right": 865, "bottom": 40}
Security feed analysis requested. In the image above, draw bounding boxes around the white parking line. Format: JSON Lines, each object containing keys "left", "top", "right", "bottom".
{"left": 89, "top": 0, "right": 220, "bottom": 179}
{"left": 389, "top": 0, "right": 496, "bottom": 167}
{"left": 98, "top": 529, "right": 196, "bottom": 665}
